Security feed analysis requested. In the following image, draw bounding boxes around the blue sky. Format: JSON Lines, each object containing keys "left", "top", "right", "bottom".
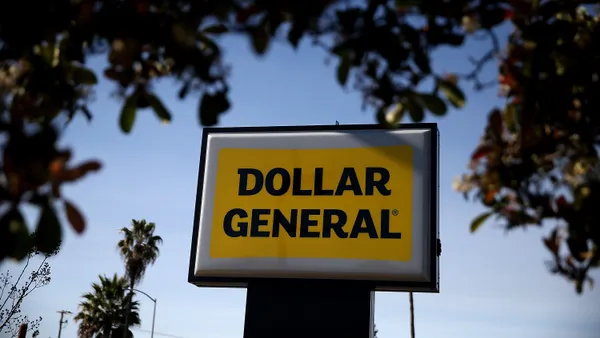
{"left": 5, "top": 26, "right": 600, "bottom": 338}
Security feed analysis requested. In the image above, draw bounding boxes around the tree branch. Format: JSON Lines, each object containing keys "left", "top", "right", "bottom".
{"left": 0, "top": 255, "right": 48, "bottom": 332}
{"left": 0, "top": 254, "right": 30, "bottom": 313}
{"left": 460, "top": 29, "right": 501, "bottom": 90}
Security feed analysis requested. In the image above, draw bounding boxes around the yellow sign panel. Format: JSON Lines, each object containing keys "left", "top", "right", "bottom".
{"left": 209, "top": 145, "right": 413, "bottom": 261}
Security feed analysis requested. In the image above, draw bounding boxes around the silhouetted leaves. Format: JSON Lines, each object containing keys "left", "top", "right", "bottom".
{"left": 119, "top": 94, "right": 138, "bottom": 133}
{"left": 199, "top": 91, "right": 230, "bottom": 126}
{"left": 470, "top": 212, "right": 492, "bottom": 233}
{"left": 438, "top": 79, "right": 466, "bottom": 108}
{"left": 148, "top": 94, "right": 172, "bottom": 124}
{"left": 406, "top": 97, "right": 425, "bottom": 122}
{"left": 203, "top": 24, "right": 228, "bottom": 35}
{"left": 456, "top": 4, "right": 600, "bottom": 294}
{"left": 250, "top": 27, "right": 270, "bottom": 55}
{"left": 419, "top": 94, "right": 448, "bottom": 116}
{"left": 413, "top": 49, "right": 432, "bottom": 74}
{"left": 288, "top": 22, "right": 307, "bottom": 48}
{"left": 72, "top": 67, "right": 98, "bottom": 85}
{"left": 65, "top": 200, "right": 86, "bottom": 234}
{"left": 0, "top": 0, "right": 596, "bottom": 295}
{"left": 0, "top": 208, "right": 30, "bottom": 260}
{"left": 336, "top": 53, "right": 351, "bottom": 87}
{"left": 35, "top": 202, "right": 62, "bottom": 256}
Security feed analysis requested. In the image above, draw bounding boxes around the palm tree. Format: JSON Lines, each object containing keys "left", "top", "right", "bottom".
{"left": 74, "top": 274, "right": 141, "bottom": 338}
{"left": 117, "top": 219, "right": 162, "bottom": 338}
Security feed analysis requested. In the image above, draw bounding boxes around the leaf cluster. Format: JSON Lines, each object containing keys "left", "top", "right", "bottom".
{"left": 0, "top": 0, "right": 472, "bottom": 264}
{"left": 74, "top": 274, "right": 141, "bottom": 338}
{"left": 0, "top": 0, "right": 598, "bottom": 296}
{"left": 460, "top": 3, "right": 600, "bottom": 294}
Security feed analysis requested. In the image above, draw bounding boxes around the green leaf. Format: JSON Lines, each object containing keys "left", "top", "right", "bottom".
{"left": 178, "top": 82, "right": 190, "bottom": 99}
{"left": 375, "top": 107, "right": 389, "bottom": 126}
{"left": 35, "top": 202, "right": 62, "bottom": 256}
{"left": 147, "top": 94, "right": 172, "bottom": 124}
{"left": 503, "top": 103, "right": 518, "bottom": 132}
{"left": 250, "top": 28, "right": 270, "bottom": 55}
{"left": 199, "top": 91, "right": 231, "bottom": 126}
{"left": 419, "top": 93, "right": 447, "bottom": 116}
{"left": 0, "top": 209, "right": 31, "bottom": 260}
{"left": 377, "top": 103, "right": 404, "bottom": 127}
{"left": 336, "top": 53, "right": 351, "bottom": 87}
{"left": 575, "top": 279, "right": 583, "bottom": 294}
{"left": 197, "top": 35, "right": 220, "bottom": 53}
{"left": 72, "top": 66, "right": 98, "bottom": 85}
{"left": 406, "top": 97, "right": 425, "bottom": 122}
{"left": 438, "top": 79, "right": 466, "bottom": 108}
{"left": 203, "top": 24, "right": 228, "bottom": 34}
{"left": 119, "top": 94, "right": 138, "bottom": 133}
{"left": 172, "top": 22, "right": 196, "bottom": 48}
{"left": 470, "top": 211, "right": 493, "bottom": 233}
{"left": 288, "top": 21, "right": 307, "bottom": 48}
{"left": 413, "top": 49, "right": 431, "bottom": 74}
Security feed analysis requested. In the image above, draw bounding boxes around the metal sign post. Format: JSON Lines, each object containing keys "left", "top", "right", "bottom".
{"left": 243, "top": 280, "right": 373, "bottom": 338}
{"left": 188, "top": 123, "right": 440, "bottom": 338}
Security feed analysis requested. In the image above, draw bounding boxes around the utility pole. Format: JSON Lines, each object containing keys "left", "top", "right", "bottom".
{"left": 56, "top": 310, "right": 72, "bottom": 338}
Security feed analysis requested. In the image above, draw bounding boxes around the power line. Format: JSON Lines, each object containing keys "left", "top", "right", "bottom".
{"left": 131, "top": 328, "right": 188, "bottom": 338}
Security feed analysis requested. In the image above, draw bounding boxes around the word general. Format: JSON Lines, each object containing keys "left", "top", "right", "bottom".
{"left": 218, "top": 166, "right": 402, "bottom": 240}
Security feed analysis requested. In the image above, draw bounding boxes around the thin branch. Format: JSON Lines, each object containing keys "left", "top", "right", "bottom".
{"left": 0, "top": 254, "right": 31, "bottom": 313}
{"left": 0, "top": 256, "right": 48, "bottom": 331}
{"left": 0, "top": 272, "right": 10, "bottom": 302}
{"left": 460, "top": 29, "right": 501, "bottom": 90}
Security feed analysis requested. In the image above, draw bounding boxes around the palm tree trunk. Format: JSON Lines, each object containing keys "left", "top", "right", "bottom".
{"left": 122, "top": 280, "right": 134, "bottom": 338}
{"left": 409, "top": 292, "right": 415, "bottom": 338}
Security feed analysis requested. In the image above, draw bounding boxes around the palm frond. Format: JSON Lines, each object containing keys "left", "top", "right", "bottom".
{"left": 74, "top": 273, "right": 142, "bottom": 338}
{"left": 118, "top": 219, "right": 163, "bottom": 286}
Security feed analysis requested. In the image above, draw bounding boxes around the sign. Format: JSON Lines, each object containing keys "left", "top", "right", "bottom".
{"left": 188, "top": 123, "right": 439, "bottom": 292}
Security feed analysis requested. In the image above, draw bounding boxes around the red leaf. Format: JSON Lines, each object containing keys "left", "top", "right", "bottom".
{"left": 556, "top": 195, "right": 567, "bottom": 209}
{"left": 484, "top": 190, "right": 497, "bottom": 204}
{"left": 65, "top": 200, "right": 86, "bottom": 234}
{"left": 543, "top": 229, "right": 560, "bottom": 254}
{"left": 489, "top": 109, "right": 503, "bottom": 135}
{"left": 77, "top": 160, "right": 102, "bottom": 172}
{"left": 54, "top": 160, "right": 103, "bottom": 183}
{"left": 471, "top": 144, "right": 492, "bottom": 161}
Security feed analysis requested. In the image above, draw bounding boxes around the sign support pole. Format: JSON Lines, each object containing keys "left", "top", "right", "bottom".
{"left": 243, "top": 279, "right": 374, "bottom": 338}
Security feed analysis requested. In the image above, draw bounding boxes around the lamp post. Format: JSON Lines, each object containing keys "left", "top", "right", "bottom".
{"left": 132, "top": 289, "right": 157, "bottom": 338}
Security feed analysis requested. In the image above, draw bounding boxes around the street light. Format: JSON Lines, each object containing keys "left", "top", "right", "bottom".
{"left": 132, "top": 289, "right": 157, "bottom": 338}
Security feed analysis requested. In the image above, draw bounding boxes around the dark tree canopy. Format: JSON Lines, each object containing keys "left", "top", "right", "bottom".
{"left": 0, "top": 0, "right": 598, "bottom": 294}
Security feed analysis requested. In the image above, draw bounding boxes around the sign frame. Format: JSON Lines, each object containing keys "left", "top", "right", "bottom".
{"left": 188, "top": 123, "right": 440, "bottom": 293}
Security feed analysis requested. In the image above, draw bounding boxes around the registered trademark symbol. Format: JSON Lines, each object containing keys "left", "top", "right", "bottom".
{"left": 392, "top": 209, "right": 399, "bottom": 216}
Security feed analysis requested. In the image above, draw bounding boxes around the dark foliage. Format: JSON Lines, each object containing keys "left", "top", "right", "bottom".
{"left": 0, "top": 0, "right": 597, "bottom": 294}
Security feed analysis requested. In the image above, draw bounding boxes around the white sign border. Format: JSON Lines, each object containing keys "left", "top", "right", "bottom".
{"left": 188, "top": 124, "right": 439, "bottom": 293}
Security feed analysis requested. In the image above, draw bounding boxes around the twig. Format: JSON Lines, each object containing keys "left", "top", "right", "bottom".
{"left": 0, "top": 254, "right": 30, "bottom": 314}
{"left": 460, "top": 29, "right": 501, "bottom": 90}
{"left": 0, "top": 255, "right": 48, "bottom": 331}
